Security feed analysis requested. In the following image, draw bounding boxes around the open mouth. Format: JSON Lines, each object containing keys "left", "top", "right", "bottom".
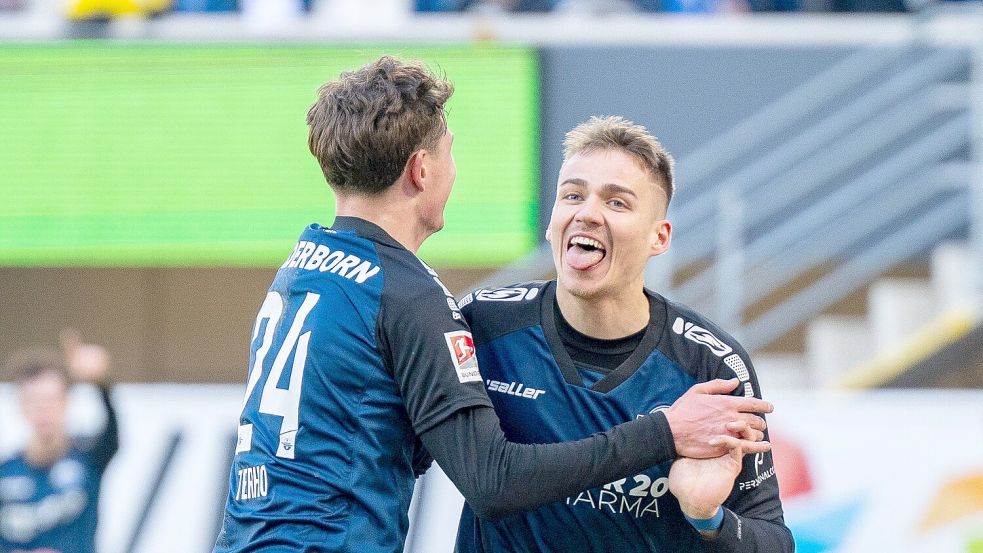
{"left": 566, "top": 235, "right": 606, "bottom": 270}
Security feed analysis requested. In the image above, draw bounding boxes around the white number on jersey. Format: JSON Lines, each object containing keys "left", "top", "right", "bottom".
{"left": 238, "top": 291, "right": 320, "bottom": 459}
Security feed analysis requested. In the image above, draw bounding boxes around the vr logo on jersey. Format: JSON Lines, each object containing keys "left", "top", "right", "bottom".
{"left": 672, "top": 317, "right": 733, "bottom": 357}
{"left": 444, "top": 331, "right": 481, "bottom": 383}
{"left": 475, "top": 287, "right": 540, "bottom": 302}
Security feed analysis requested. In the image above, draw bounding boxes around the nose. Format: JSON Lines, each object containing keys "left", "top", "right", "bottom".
{"left": 574, "top": 197, "right": 603, "bottom": 226}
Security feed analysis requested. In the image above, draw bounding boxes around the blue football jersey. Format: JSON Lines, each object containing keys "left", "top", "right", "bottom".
{"left": 214, "top": 219, "right": 491, "bottom": 553}
{"left": 455, "top": 281, "right": 787, "bottom": 553}
{"left": 0, "top": 451, "right": 103, "bottom": 553}
{"left": 0, "top": 389, "right": 118, "bottom": 553}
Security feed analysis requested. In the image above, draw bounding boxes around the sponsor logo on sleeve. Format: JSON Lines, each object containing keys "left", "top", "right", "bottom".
{"left": 738, "top": 452, "right": 776, "bottom": 491}
{"left": 672, "top": 317, "right": 733, "bottom": 357}
{"left": 444, "top": 331, "right": 482, "bottom": 383}
{"left": 475, "top": 287, "right": 539, "bottom": 302}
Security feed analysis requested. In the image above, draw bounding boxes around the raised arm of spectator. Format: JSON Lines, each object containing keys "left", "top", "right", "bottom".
{"left": 61, "top": 329, "right": 120, "bottom": 471}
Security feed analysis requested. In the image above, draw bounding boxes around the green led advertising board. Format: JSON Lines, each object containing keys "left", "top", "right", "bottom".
{"left": 0, "top": 45, "right": 539, "bottom": 267}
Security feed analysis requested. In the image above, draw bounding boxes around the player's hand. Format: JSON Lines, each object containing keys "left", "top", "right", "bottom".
{"left": 669, "top": 446, "right": 743, "bottom": 521}
{"left": 60, "top": 328, "right": 111, "bottom": 385}
{"left": 725, "top": 417, "right": 766, "bottom": 443}
{"left": 664, "top": 379, "right": 772, "bottom": 459}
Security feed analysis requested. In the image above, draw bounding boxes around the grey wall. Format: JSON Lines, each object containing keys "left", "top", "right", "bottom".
{"left": 538, "top": 46, "right": 856, "bottom": 229}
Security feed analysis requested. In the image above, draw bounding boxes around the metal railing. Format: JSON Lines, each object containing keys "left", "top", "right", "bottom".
{"left": 458, "top": 11, "right": 983, "bottom": 358}
{"left": 651, "top": 21, "right": 983, "bottom": 352}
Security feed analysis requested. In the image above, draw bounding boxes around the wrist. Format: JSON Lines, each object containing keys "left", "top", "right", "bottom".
{"left": 683, "top": 507, "right": 724, "bottom": 533}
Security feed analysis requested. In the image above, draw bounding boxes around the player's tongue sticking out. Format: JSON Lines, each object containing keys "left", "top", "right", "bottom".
{"left": 567, "top": 236, "right": 605, "bottom": 270}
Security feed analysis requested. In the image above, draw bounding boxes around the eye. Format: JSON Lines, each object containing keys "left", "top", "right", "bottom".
{"left": 608, "top": 198, "right": 628, "bottom": 209}
{"left": 563, "top": 192, "right": 583, "bottom": 201}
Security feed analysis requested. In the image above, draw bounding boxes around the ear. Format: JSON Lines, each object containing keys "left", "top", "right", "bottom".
{"left": 649, "top": 219, "right": 672, "bottom": 257}
{"left": 405, "top": 149, "right": 428, "bottom": 194}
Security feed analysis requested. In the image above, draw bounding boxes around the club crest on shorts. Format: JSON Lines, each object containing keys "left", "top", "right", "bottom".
{"left": 444, "top": 330, "right": 481, "bottom": 383}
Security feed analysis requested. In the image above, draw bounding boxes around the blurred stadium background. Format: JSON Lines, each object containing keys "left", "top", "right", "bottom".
{"left": 1, "top": 1, "right": 982, "bottom": 551}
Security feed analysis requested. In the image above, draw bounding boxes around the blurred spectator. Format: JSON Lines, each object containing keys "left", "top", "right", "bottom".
{"left": 416, "top": 0, "right": 562, "bottom": 11}
{"left": 0, "top": 331, "right": 119, "bottom": 553}
{"left": 416, "top": 0, "right": 798, "bottom": 11}
{"left": 172, "top": 0, "right": 315, "bottom": 13}
{"left": 828, "top": 0, "right": 905, "bottom": 11}
{"left": 0, "top": 0, "right": 25, "bottom": 11}
{"left": 173, "top": 0, "right": 237, "bottom": 11}
{"left": 67, "top": 0, "right": 172, "bottom": 19}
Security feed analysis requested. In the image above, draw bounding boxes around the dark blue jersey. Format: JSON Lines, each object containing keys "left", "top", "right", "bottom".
{"left": 455, "top": 281, "right": 792, "bottom": 553}
{"left": 0, "top": 387, "right": 119, "bottom": 553}
{"left": 214, "top": 219, "right": 492, "bottom": 553}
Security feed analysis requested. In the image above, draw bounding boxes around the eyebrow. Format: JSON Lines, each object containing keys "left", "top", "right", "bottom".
{"left": 559, "top": 178, "right": 638, "bottom": 199}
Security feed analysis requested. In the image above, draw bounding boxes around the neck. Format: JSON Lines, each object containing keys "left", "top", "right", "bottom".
{"left": 555, "top": 283, "right": 650, "bottom": 339}
{"left": 335, "top": 189, "right": 429, "bottom": 253}
{"left": 25, "top": 433, "right": 69, "bottom": 467}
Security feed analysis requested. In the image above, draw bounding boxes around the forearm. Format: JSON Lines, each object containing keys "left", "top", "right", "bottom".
{"left": 91, "top": 385, "right": 120, "bottom": 469}
{"left": 420, "top": 406, "right": 675, "bottom": 520}
{"left": 699, "top": 507, "right": 794, "bottom": 552}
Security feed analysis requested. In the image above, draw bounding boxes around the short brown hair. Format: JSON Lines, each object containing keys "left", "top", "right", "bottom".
{"left": 6, "top": 347, "right": 68, "bottom": 386}
{"left": 306, "top": 56, "right": 455, "bottom": 195}
{"left": 563, "top": 116, "right": 675, "bottom": 204}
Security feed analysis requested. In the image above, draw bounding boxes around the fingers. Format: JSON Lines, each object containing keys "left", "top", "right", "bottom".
{"left": 741, "top": 428, "right": 765, "bottom": 442}
{"left": 724, "top": 415, "right": 766, "bottom": 432}
{"left": 687, "top": 381, "right": 774, "bottom": 414}
{"left": 58, "top": 329, "right": 111, "bottom": 383}
{"left": 719, "top": 395, "right": 774, "bottom": 414}
{"left": 724, "top": 421, "right": 765, "bottom": 443}
{"left": 740, "top": 414, "right": 767, "bottom": 432}
{"left": 724, "top": 421, "right": 747, "bottom": 433}
{"left": 710, "top": 435, "right": 772, "bottom": 454}
{"left": 689, "top": 378, "right": 740, "bottom": 395}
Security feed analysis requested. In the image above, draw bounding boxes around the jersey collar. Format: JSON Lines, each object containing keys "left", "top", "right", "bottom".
{"left": 540, "top": 281, "right": 668, "bottom": 393}
{"left": 329, "top": 216, "right": 405, "bottom": 250}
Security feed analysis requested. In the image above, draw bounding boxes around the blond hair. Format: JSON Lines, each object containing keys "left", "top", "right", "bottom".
{"left": 564, "top": 116, "right": 675, "bottom": 204}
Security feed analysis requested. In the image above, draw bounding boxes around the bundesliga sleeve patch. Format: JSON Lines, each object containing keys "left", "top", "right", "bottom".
{"left": 444, "top": 330, "right": 482, "bottom": 384}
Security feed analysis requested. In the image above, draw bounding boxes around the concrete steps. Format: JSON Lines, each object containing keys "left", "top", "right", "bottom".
{"left": 756, "top": 241, "right": 980, "bottom": 390}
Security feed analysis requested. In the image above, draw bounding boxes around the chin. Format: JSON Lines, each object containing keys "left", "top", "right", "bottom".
{"left": 558, "top": 273, "right": 604, "bottom": 299}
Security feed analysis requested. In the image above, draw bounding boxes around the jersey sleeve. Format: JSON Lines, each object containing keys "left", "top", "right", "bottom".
{"left": 701, "top": 345, "right": 793, "bottom": 552}
{"left": 76, "top": 385, "right": 120, "bottom": 474}
{"left": 377, "top": 277, "right": 492, "bottom": 436}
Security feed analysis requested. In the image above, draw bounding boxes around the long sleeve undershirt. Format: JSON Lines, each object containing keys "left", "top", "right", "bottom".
{"left": 419, "top": 405, "right": 676, "bottom": 521}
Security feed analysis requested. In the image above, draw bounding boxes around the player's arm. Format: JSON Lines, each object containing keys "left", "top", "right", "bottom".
{"left": 419, "top": 403, "right": 673, "bottom": 520}
{"left": 671, "top": 348, "right": 793, "bottom": 552}
{"left": 62, "top": 330, "right": 120, "bottom": 471}
{"left": 381, "top": 285, "right": 771, "bottom": 521}
{"left": 87, "top": 384, "right": 120, "bottom": 472}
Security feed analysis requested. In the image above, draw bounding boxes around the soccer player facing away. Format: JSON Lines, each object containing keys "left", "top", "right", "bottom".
{"left": 0, "top": 331, "right": 119, "bottom": 553}
{"left": 455, "top": 117, "right": 793, "bottom": 552}
{"left": 213, "top": 58, "right": 775, "bottom": 553}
